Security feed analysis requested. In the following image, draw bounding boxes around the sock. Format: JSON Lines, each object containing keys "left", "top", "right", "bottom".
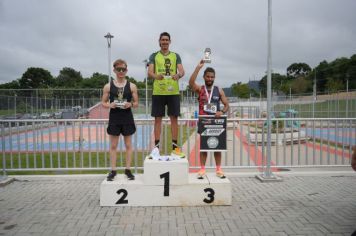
{"left": 155, "top": 140, "right": 160, "bottom": 148}
{"left": 111, "top": 170, "right": 117, "bottom": 174}
{"left": 200, "top": 165, "right": 206, "bottom": 171}
{"left": 216, "top": 165, "right": 221, "bottom": 172}
{"left": 172, "top": 140, "right": 178, "bottom": 150}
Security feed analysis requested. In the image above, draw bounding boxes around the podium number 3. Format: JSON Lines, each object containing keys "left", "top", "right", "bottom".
{"left": 204, "top": 188, "right": 215, "bottom": 203}
{"left": 160, "top": 172, "right": 170, "bottom": 196}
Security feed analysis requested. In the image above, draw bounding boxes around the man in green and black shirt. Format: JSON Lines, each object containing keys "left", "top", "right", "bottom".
{"left": 148, "top": 32, "right": 185, "bottom": 154}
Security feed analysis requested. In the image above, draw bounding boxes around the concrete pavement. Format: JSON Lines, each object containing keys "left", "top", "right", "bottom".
{"left": 1, "top": 171, "right": 356, "bottom": 236}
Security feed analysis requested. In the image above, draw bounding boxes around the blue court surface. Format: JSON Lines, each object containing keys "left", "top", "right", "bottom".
{"left": 302, "top": 127, "right": 356, "bottom": 146}
{"left": 2, "top": 124, "right": 152, "bottom": 152}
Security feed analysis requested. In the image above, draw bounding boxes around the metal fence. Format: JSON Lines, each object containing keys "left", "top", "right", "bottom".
{"left": 1, "top": 89, "right": 356, "bottom": 119}
{"left": 1, "top": 118, "right": 355, "bottom": 174}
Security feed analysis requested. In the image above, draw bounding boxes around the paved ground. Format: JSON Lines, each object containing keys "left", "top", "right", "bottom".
{"left": 1, "top": 171, "right": 356, "bottom": 236}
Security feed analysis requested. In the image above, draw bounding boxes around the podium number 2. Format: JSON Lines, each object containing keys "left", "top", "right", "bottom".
{"left": 203, "top": 188, "right": 215, "bottom": 203}
{"left": 160, "top": 172, "right": 170, "bottom": 196}
{"left": 116, "top": 189, "right": 128, "bottom": 204}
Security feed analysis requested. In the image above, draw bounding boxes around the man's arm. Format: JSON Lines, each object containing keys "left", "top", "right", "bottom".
{"left": 101, "top": 83, "right": 115, "bottom": 109}
{"left": 148, "top": 63, "right": 163, "bottom": 80}
{"left": 189, "top": 60, "right": 204, "bottom": 93}
{"left": 147, "top": 53, "right": 163, "bottom": 80}
{"left": 220, "top": 88, "right": 229, "bottom": 113}
{"left": 173, "top": 63, "right": 185, "bottom": 81}
{"left": 130, "top": 83, "right": 139, "bottom": 109}
{"left": 215, "top": 88, "right": 229, "bottom": 118}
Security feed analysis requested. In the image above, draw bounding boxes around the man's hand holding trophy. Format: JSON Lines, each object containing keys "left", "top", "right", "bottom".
{"left": 203, "top": 48, "right": 211, "bottom": 63}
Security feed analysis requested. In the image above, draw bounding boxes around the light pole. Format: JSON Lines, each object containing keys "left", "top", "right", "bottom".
{"left": 143, "top": 59, "right": 149, "bottom": 118}
{"left": 256, "top": 0, "right": 281, "bottom": 182}
{"left": 104, "top": 33, "right": 114, "bottom": 84}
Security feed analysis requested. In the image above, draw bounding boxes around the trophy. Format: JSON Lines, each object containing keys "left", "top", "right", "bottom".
{"left": 114, "top": 87, "right": 126, "bottom": 109}
{"left": 164, "top": 58, "right": 172, "bottom": 79}
{"left": 203, "top": 48, "right": 211, "bottom": 63}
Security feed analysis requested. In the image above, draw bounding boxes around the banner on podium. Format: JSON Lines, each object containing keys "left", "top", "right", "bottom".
{"left": 199, "top": 115, "right": 227, "bottom": 152}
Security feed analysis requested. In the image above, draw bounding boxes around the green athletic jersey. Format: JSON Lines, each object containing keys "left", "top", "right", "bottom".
{"left": 149, "top": 51, "right": 182, "bottom": 95}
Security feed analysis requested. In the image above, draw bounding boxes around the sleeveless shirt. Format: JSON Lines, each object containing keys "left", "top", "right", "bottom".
{"left": 108, "top": 80, "right": 134, "bottom": 125}
{"left": 198, "top": 85, "right": 221, "bottom": 115}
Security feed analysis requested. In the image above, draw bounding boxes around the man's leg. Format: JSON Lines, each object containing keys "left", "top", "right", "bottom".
{"left": 198, "top": 151, "right": 208, "bottom": 179}
{"left": 154, "top": 117, "right": 162, "bottom": 147}
{"left": 214, "top": 152, "right": 226, "bottom": 178}
{"left": 107, "top": 135, "right": 119, "bottom": 181}
{"left": 123, "top": 135, "right": 135, "bottom": 180}
{"left": 151, "top": 95, "right": 165, "bottom": 149}
{"left": 167, "top": 95, "right": 180, "bottom": 150}
{"left": 109, "top": 135, "right": 119, "bottom": 170}
{"left": 170, "top": 115, "right": 178, "bottom": 149}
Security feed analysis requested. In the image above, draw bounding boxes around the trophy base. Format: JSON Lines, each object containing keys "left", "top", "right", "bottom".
{"left": 114, "top": 101, "right": 126, "bottom": 109}
{"left": 203, "top": 59, "right": 211, "bottom": 63}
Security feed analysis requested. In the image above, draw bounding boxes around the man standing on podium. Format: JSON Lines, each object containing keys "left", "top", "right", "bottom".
{"left": 148, "top": 32, "right": 185, "bottom": 156}
{"left": 189, "top": 59, "right": 229, "bottom": 179}
{"left": 101, "top": 59, "right": 138, "bottom": 181}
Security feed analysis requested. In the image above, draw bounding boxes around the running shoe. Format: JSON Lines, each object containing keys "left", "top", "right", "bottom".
{"left": 124, "top": 169, "right": 135, "bottom": 180}
{"left": 171, "top": 147, "right": 185, "bottom": 158}
{"left": 197, "top": 169, "right": 206, "bottom": 179}
{"left": 149, "top": 147, "right": 160, "bottom": 160}
{"left": 216, "top": 170, "right": 226, "bottom": 179}
{"left": 107, "top": 170, "right": 117, "bottom": 181}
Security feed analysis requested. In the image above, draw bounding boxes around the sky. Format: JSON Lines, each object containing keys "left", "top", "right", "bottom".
{"left": 0, "top": 0, "right": 355, "bottom": 88}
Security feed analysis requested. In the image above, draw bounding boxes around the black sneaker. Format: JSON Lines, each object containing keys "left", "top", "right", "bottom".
{"left": 107, "top": 170, "right": 117, "bottom": 181}
{"left": 125, "top": 169, "right": 135, "bottom": 180}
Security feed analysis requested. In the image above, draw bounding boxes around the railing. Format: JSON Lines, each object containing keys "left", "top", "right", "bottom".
{"left": 1, "top": 118, "right": 355, "bottom": 174}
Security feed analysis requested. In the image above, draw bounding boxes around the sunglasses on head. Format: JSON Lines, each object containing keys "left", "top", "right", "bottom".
{"left": 115, "top": 67, "right": 127, "bottom": 72}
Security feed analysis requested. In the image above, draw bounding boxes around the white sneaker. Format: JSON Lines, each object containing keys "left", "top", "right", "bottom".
{"left": 149, "top": 147, "right": 160, "bottom": 160}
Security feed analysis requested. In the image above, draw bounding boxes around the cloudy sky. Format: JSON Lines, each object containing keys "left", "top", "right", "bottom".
{"left": 0, "top": 0, "right": 355, "bottom": 88}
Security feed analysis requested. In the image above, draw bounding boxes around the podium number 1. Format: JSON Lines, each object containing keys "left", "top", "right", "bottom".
{"left": 160, "top": 172, "right": 170, "bottom": 196}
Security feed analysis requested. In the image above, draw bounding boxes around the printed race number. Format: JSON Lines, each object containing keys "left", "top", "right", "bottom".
{"left": 203, "top": 188, "right": 215, "bottom": 203}
{"left": 115, "top": 189, "right": 128, "bottom": 204}
{"left": 160, "top": 172, "right": 170, "bottom": 196}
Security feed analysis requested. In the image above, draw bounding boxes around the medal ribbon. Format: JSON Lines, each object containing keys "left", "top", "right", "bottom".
{"left": 204, "top": 85, "right": 214, "bottom": 104}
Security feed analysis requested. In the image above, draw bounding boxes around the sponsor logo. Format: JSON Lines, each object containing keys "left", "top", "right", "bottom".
{"left": 214, "top": 119, "right": 224, "bottom": 124}
{"left": 201, "top": 128, "right": 224, "bottom": 136}
{"left": 207, "top": 137, "right": 219, "bottom": 149}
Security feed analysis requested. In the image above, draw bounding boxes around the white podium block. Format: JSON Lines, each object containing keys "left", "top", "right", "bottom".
{"left": 143, "top": 156, "right": 189, "bottom": 185}
{"left": 100, "top": 173, "right": 231, "bottom": 206}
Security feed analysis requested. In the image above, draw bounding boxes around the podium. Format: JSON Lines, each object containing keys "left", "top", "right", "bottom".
{"left": 100, "top": 157, "right": 232, "bottom": 206}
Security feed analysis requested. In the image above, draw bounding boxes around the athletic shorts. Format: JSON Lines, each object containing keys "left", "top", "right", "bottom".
{"left": 151, "top": 95, "right": 180, "bottom": 117}
{"left": 107, "top": 123, "right": 136, "bottom": 136}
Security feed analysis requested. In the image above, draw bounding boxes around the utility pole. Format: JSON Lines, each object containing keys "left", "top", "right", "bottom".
{"left": 104, "top": 33, "right": 114, "bottom": 84}
{"left": 256, "top": 0, "right": 281, "bottom": 182}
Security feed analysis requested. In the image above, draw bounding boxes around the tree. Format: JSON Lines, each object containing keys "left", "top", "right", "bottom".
{"left": 231, "top": 82, "right": 250, "bottom": 98}
{"left": 81, "top": 72, "right": 108, "bottom": 88}
{"left": 18, "top": 67, "right": 54, "bottom": 89}
{"left": 326, "top": 77, "right": 343, "bottom": 93}
{"left": 286, "top": 63, "right": 311, "bottom": 78}
{"left": 56, "top": 67, "right": 83, "bottom": 88}
{"left": 290, "top": 77, "right": 312, "bottom": 94}
{"left": 0, "top": 80, "right": 20, "bottom": 89}
{"left": 259, "top": 73, "right": 288, "bottom": 96}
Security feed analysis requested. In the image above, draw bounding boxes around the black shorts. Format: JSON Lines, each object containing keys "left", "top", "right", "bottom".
{"left": 107, "top": 123, "right": 136, "bottom": 136}
{"left": 151, "top": 95, "right": 180, "bottom": 117}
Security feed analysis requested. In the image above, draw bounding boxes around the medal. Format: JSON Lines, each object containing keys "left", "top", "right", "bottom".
{"left": 203, "top": 86, "right": 216, "bottom": 113}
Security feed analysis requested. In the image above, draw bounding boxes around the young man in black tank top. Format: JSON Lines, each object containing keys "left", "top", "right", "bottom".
{"left": 189, "top": 59, "right": 229, "bottom": 179}
{"left": 101, "top": 59, "right": 139, "bottom": 181}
